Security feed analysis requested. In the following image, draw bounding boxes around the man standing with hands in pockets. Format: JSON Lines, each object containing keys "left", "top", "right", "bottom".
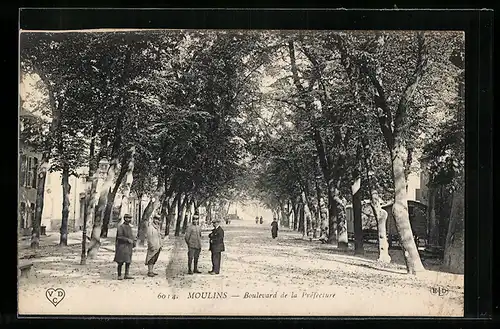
{"left": 184, "top": 212, "right": 202, "bottom": 274}
{"left": 208, "top": 218, "right": 225, "bottom": 275}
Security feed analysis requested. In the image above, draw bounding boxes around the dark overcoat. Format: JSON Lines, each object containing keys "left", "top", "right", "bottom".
{"left": 271, "top": 221, "right": 278, "bottom": 238}
{"left": 114, "top": 223, "right": 135, "bottom": 263}
{"left": 209, "top": 226, "right": 225, "bottom": 253}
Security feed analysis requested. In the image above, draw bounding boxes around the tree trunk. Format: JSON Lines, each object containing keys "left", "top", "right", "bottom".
{"left": 301, "top": 189, "right": 315, "bottom": 236}
{"left": 287, "top": 200, "right": 293, "bottom": 229}
{"left": 117, "top": 145, "right": 135, "bottom": 226}
{"left": 335, "top": 194, "right": 349, "bottom": 249}
{"left": 225, "top": 201, "right": 231, "bottom": 219}
{"left": 182, "top": 214, "right": 189, "bottom": 234}
{"left": 352, "top": 176, "right": 364, "bottom": 255}
{"left": 29, "top": 76, "right": 60, "bottom": 249}
{"left": 291, "top": 200, "right": 298, "bottom": 231}
{"left": 101, "top": 158, "right": 129, "bottom": 237}
{"left": 319, "top": 198, "right": 328, "bottom": 233}
{"left": 165, "top": 213, "right": 174, "bottom": 236}
{"left": 443, "top": 185, "right": 464, "bottom": 274}
{"left": 80, "top": 156, "right": 99, "bottom": 265}
{"left": 100, "top": 115, "right": 124, "bottom": 238}
{"left": 182, "top": 197, "right": 193, "bottom": 234}
{"left": 280, "top": 203, "right": 289, "bottom": 228}
{"left": 427, "top": 186, "right": 439, "bottom": 246}
{"left": 327, "top": 185, "right": 337, "bottom": 244}
{"left": 314, "top": 158, "right": 324, "bottom": 238}
{"left": 87, "top": 157, "right": 119, "bottom": 258}
{"left": 181, "top": 211, "right": 189, "bottom": 234}
{"left": 138, "top": 201, "right": 152, "bottom": 245}
{"left": 80, "top": 173, "right": 98, "bottom": 265}
{"left": 159, "top": 195, "right": 169, "bottom": 232}
{"left": 302, "top": 188, "right": 318, "bottom": 237}
{"left": 165, "top": 193, "right": 180, "bottom": 236}
{"left": 378, "top": 210, "right": 391, "bottom": 262}
{"left": 175, "top": 194, "right": 188, "bottom": 236}
{"left": 137, "top": 194, "right": 143, "bottom": 226}
{"left": 80, "top": 181, "right": 90, "bottom": 265}
{"left": 298, "top": 203, "right": 305, "bottom": 236}
{"left": 362, "top": 137, "right": 390, "bottom": 262}
{"left": 30, "top": 154, "right": 49, "bottom": 248}
{"left": 371, "top": 190, "right": 391, "bottom": 263}
{"left": 391, "top": 143, "right": 425, "bottom": 274}
{"left": 137, "top": 181, "right": 165, "bottom": 245}
{"left": 100, "top": 187, "right": 118, "bottom": 238}
{"left": 60, "top": 164, "right": 71, "bottom": 246}
{"left": 206, "top": 201, "right": 213, "bottom": 224}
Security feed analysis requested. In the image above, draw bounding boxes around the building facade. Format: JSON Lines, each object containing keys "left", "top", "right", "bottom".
{"left": 18, "top": 140, "right": 41, "bottom": 236}
{"left": 41, "top": 166, "right": 89, "bottom": 232}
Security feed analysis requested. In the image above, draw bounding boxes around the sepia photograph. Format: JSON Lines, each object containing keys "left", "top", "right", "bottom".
{"left": 18, "top": 28, "right": 465, "bottom": 317}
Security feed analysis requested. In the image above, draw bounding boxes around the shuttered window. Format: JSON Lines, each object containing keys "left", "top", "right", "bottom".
{"left": 19, "top": 155, "right": 39, "bottom": 188}
{"left": 19, "top": 155, "right": 27, "bottom": 186}
{"left": 31, "top": 157, "right": 38, "bottom": 189}
{"left": 19, "top": 202, "right": 26, "bottom": 229}
{"left": 30, "top": 203, "right": 35, "bottom": 228}
{"left": 27, "top": 157, "right": 33, "bottom": 188}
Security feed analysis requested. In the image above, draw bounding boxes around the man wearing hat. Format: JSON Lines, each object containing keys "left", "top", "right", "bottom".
{"left": 184, "top": 212, "right": 202, "bottom": 274}
{"left": 271, "top": 217, "right": 279, "bottom": 239}
{"left": 114, "top": 214, "right": 136, "bottom": 280}
{"left": 145, "top": 214, "right": 163, "bottom": 277}
{"left": 208, "top": 218, "right": 225, "bottom": 275}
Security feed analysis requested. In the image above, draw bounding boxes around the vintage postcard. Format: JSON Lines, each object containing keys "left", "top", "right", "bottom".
{"left": 18, "top": 28, "right": 465, "bottom": 317}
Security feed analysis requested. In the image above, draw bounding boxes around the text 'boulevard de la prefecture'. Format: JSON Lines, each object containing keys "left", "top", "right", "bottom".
{"left": 186, "top": 292, "right": 336, "bottom": 299}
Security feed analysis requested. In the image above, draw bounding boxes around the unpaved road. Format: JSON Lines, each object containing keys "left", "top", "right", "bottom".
{"left": 18, "top": 221, "right": 463, "bottom": 316}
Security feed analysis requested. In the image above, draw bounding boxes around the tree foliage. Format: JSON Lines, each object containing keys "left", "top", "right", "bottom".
{"left": 20, "top": 29, "right": 464, "bottom": 269}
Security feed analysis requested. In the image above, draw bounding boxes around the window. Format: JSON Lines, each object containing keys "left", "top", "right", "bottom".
{"left": 30, "top": 203, "right": 35, "bottom": 228}
{"left": 19, "top": 202, "right": 26, "bottom": 229}
{"left": 19, "top": 155, "right": 27, "bottom": 186}
{"left": 27, "top": 157, "right": 33, "bottom": 188}
{"left": 19, "top": 155, "right": 39, "bottom": 189}
{"left": 31, "top": 157, "right": 38, "bottom": 189}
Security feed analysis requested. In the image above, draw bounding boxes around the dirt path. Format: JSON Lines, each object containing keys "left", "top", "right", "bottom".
{"left": 18, "top": 221, "right": 463, "bottom": 316}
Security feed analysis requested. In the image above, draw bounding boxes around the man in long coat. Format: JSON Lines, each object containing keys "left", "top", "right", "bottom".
{"left": 114, "top": 214, "right": 136, "bottom": 280}
{"left": 271, "top": 218, "right": 279, "bottom": 239}
{"left": 184, "top": 213, "right": 202, "bottom": 274}
{"left": 145, "top": 214, "right": 163, "bottom": 277}
{"left": 208, "top": 218, "right": 225, "bottom": 275}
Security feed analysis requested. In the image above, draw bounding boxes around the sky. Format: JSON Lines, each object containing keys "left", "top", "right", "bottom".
{"left": 19, "top": 73, "right": 52, "bottom": 122}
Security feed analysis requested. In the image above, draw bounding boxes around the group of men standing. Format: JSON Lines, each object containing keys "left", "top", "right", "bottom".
{"left": 113, "top": 212, "right": 226, "bottom": 280}
{"left": 184, "top": 214, "right": 225, "bottom": 275}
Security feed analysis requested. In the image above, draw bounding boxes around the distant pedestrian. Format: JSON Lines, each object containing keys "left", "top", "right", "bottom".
{"left": 259, "top": 216, "right": 263, "bottom": 224}
{"left": 208, "top": 218, "right": 225, "bottom": 275}
{"left": 271, "top": 218, "right": 278, "bottom": 239}
{"left": 255, "top": 216, "right": 259, "bottom": 224}
{"left": 185, "top": 212, "right": 202, "bottom": 274}
{"left": 145, "top": 214, "right": 163, "bottom": 277}
{"left": 114, "top": 214, "right": 136, "bottom": 280}
{"left": 319, "top": 227, "right": 329, "bottom": 244}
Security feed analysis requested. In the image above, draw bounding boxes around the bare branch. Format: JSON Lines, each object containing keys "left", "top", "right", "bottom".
{"left": 393, "top": 32, "right": 429, "bottom": 141}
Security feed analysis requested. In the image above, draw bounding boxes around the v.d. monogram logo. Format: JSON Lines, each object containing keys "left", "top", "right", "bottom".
{"left": 45, "top": 288, "right": 65, "bottom": 307}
